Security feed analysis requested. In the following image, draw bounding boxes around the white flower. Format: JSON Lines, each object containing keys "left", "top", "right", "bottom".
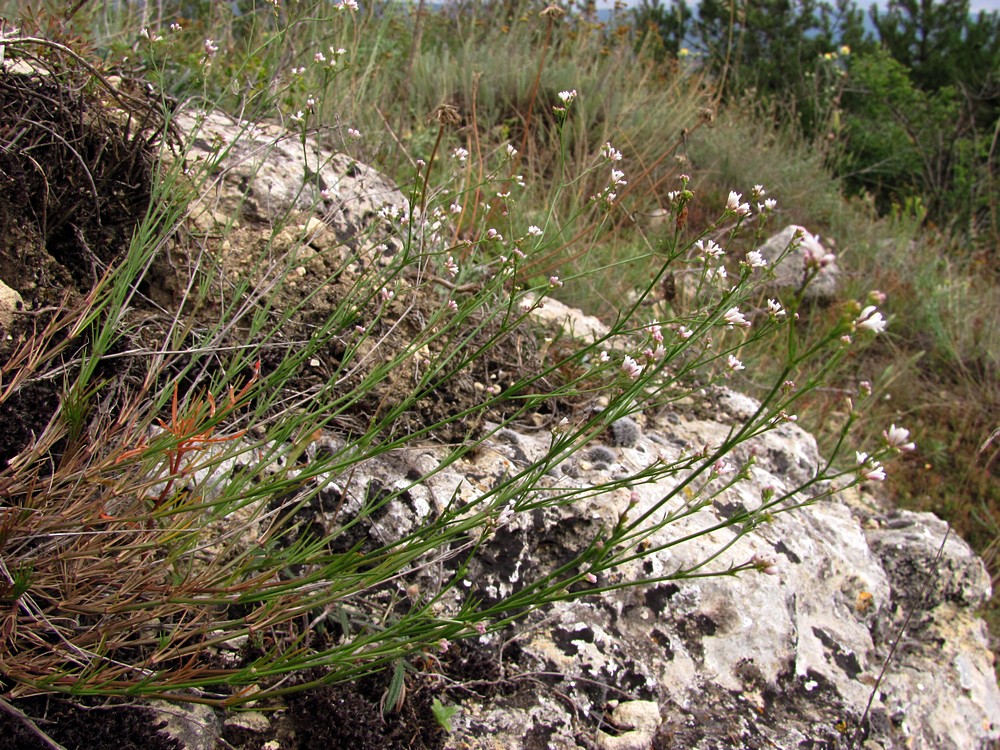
{"left": 314, "top": 51, "right": 327, "bottom": 63}
{"left": 447, "top": 299, "right": 458, "bottom": 312}
{"left": 622, "top": 355, "right": 643, "bottom": 379}
{"left": 452, "top": 147, "right": 469, "bottom": 162}
{"left": 140, "top": 27, "right": 162, "bottom": 42}
{"left": 602, "top": 142, "right": 623, "bottom": 161}
{"left": 695, "top": 239, "right": 724, "bottom": 259}
{"left": 290, "top": 110, "right": 305, "bottom": 122}
{"left": 767, "top": 299, "right": 786, "bottom": 317}
{"left": 527, "top": 225, "right": 543, "bottom": 237}
{"left": 549, "top": 276, "right": 563, "bottom": 288}
{"left": 610, "top": 169, "right": 627, "bottom": 187}
{"left": 863, "top": 463, "right": 886, "bottom": 482}
{"left": 450, "top": 203, "right": 462, "bottom": 214}
{"left": 677, "top": 325, "right": 693, "bottom": 339}
{"left": 337, "top": 0, "right": 359, "bottom": 9}
{"left": 445, "top": 255, "right": 459, "bottom": 277}
{"left": 723, "top": 307, "right": 750, "bottom": 329}
{"left": 856, "top": 305, "right": 887, "bottom": 334}
{"left": 506, "top": 143, "right": 518, "bottom": 158}
{"left": 204, "top": 38, "right": 219, "bottom": 57}
{"left": 598, "top": 351, "right": 610, "bottom": 362}
{"left": 558, "top": 89, "right": 578, "bottom": 105}
{"left": 883, "top": 424, "right": 915, "bottom": 452}
{"left": 347, "top": 127, "right": 361, "bottom": 139}
{"left": 745, "top": 250, "right": 767, "bottom": 268}
{"left": 727, "top": 354, "right": 745, "bottom": 372}
{"left": 726, "top": 190, "right": 751, "bottom": 216}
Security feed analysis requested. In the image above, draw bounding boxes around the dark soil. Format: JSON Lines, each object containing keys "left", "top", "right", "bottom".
{"left": 0, "top": 40, "right": 161, "bottom": 468}
{"left": 0, "top": 696, "right": 183, "bottom": 750}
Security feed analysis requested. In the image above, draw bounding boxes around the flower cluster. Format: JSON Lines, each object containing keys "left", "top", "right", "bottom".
{"left": 726, "top": 190, "right": 751, "bottom": 217}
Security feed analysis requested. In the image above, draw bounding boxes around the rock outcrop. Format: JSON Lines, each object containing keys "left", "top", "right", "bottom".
{"left": 329, "top": 385, "right": 1000, "bottom": 749}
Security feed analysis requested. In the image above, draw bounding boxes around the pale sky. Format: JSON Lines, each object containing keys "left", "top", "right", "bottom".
{"left": 593, "top": 0, "right": 1000, "bottom": 11}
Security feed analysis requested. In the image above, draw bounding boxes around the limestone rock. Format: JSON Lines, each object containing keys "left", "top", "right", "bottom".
{"left": 149, "top": 700, "right": 221, "bottom": 750}
{"left": 0, "top": 278, "right": 23, "bottom": 331}
{"left": 174, "top": 109, "right": 408, "bottom": 261}
{"left": 311, "top": 379, "right": 1000, "bottom": 748}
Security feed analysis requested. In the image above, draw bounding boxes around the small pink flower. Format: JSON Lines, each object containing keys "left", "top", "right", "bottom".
{"left": 883, "top": 424, "right": 915, "bottom": 452}
{"left": 863, "top": 464, "right": 886, "bottom": 482}
{"left": 713, "top": 459, "right": 734, "bottom": 475}
{"left": 622, "top": 355, "right": 643, "bottom": 379}
{"left": 751, "top": 553, "right": 779, "bottom": 576}
{"left": 726, "top": 354, "right": 745, "bottom": 372}
{"left": 723, "top": 307, "right": 750, "bottom": 329}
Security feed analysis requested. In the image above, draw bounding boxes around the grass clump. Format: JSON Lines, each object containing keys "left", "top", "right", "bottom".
{"left": 0, "top": 0, "right": 969, "bottom": 719}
